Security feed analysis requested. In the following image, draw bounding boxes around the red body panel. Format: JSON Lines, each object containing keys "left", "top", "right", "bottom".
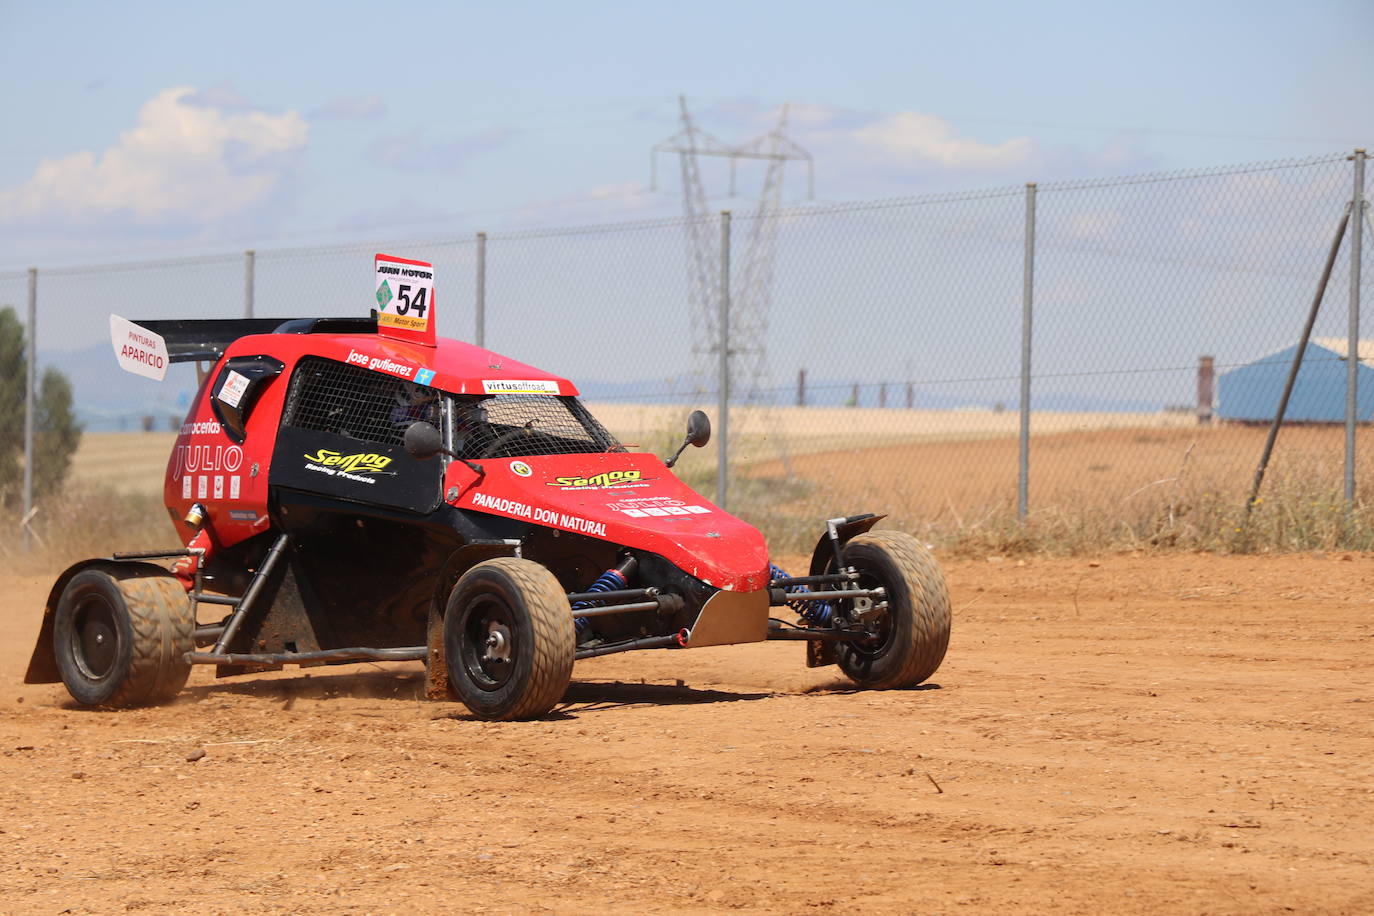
{"left": 165, "top": 330, "right": 579, "bottom": 544}
{"left": 163, "top": 352, "right": 277, "bottom": 546}
{"left": 445, "top": 454, "right": 770, "bottom": 593}
{"left": 162, "top": 328, "right": 770, "bottom": 592}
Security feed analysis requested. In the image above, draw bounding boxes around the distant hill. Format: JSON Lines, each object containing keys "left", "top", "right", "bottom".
{"left": 41, "top": 342, "right": 199, "bottom": 432}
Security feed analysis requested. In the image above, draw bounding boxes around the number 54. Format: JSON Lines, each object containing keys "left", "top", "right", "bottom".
{"left": 395, "top": 285, "right": 428, "bottom": 317}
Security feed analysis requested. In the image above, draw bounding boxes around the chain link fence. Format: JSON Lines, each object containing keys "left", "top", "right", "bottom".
{"left": 3, "top": 150, "right": 1370, "bottom": 553}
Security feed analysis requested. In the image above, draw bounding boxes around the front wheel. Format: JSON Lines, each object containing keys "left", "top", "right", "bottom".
{"left": 444, "top": 558, "right": 575, "bottom": 720}
{"left": 53, "top": 567, "right": 195, "bottom": 708}
{"left": 836, "top": 532, "right": 951, "bottom": 689}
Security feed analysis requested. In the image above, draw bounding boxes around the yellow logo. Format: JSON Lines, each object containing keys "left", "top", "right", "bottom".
{"left": 303, "top": 449, "right": 393, "bottom": 474}
{"left": 548, "top": 469, "right": 647, "bottom": 489}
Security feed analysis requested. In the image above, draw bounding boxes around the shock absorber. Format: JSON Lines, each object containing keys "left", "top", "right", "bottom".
{"left": 768, "top": 563, "right": 834, "bottom": 626}
{"left": 573, "top": 555, "right": 639, "bottom": 639}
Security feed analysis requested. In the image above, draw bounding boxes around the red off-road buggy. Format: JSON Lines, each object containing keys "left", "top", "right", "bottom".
{"left": 25, "top": 259, "right": 949, "bottom": 719}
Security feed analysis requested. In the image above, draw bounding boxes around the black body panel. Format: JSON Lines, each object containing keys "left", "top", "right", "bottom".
{"left": 271, "top": 426, "right": 443, "bottom": 515}
{"left": 257, "top": 493, "right": 531, "bottom": 652}
{"left": 132, "top": 316, "right": 377, "bottom": 363}
{"left": 210, "top": 355, "right": 285, "bottom": 443}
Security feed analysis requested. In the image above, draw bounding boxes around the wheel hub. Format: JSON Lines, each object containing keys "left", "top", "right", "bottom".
{"left": 483, "top": 622, "right": 512, "bottom": 664}
{"left": 74, "top": 599, "right": 119, "bottom": 679}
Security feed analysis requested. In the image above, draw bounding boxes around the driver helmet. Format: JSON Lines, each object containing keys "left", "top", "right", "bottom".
{"left": 390, "top": 381, "right": 439, "bottom": 428}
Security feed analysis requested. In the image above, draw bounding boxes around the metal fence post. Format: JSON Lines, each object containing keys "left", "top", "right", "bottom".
{"left": 23, "top": 267, "right": 36, "bottom": 552}
{"left": 475, "top": 231, "right": 487, "bottom": 347}
{"left": 1018, "top": 183, "right": 1037, "bottom": 521}
{"left": 718, "top": 211, "right": 731, "bottom": 510}
{"left": 1346, "top": 150, "right": 1365, "bottom": 507}
{"left": 243, "top": 250, "right": 255, "bottom": 319}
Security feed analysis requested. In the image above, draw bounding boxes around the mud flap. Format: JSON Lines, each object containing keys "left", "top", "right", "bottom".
{"left": 25, "top": 559, "right": 170, "bottom": 685}
{"left": 807, "top": 514, "right": 887, "bottom": 577}
{"left": 424, "top": 541, "right": 522, "bottom": 701}
{"left": 424, "top": 602, "right": 455, "bottom": 700}
{"left": 806, "top": 640, "right": 838, "bottom": 669}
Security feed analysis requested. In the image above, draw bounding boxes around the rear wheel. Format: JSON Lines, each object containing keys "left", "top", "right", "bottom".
{"left": 836, "top": 532, "right": 950, "bottom": 689}
{"left": 444, "top": 558, "right": 575, "bottom": 720}
{"left": 53, "top": 567, "right": 195, "bottom": 708}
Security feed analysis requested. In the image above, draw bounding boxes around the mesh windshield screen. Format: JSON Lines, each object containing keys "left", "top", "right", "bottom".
{"left": 281, "top": 356, "right": 617, "bottom": 457}
{"left": 457, "top": 395, "right": 619, "bottom": 458}
{"left": 282, "top": 356, "right": 440, "bottom": 446}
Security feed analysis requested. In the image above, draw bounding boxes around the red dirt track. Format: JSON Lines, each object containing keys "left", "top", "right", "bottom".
{"left": 2, "top": 553, "right": 1373, "bottom": 914}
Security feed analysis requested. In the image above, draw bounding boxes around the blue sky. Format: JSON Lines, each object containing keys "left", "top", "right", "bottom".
{"left": 2, "top": 0, "right": 1371, "bottom": 268}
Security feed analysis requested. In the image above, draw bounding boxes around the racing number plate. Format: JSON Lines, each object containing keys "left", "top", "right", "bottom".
{"left": 375, "top": 253, "right": 436, "bottom": 346}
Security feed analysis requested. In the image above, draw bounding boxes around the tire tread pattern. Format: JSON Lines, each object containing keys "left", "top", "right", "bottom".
{"left": 449, "top": 558, "right": 574, "bottom": 720}
{"left": 107, "top": 571, "right": 195, "bottom": 708}
{"left": 837, "top": 531, "right": 951, "bottom": 689}
{"left": 490, "top": 558, "right": 575, "bottom": 720}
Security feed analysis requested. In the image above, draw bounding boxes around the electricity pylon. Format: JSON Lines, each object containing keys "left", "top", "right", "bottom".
{"left": 651, "top": 96, "right": 812, "bottom": 450}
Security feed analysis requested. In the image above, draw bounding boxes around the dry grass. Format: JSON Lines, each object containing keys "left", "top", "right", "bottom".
{"left": 8, "top": 415, "right": 1373, "bottom": 565}
{"left": 735, "top": 422, "right": 1374, "bottom": 556}
{"left": 68, "top": 431, "right": 176, "bottom": 497}
{"left": 1, "top": 489, "right": 174, "bottom": 574}
{"left": 0, "top": 431, "right": 178, "bottom": 572}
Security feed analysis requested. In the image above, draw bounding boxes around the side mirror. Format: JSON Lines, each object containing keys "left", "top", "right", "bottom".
{"left": 686, "top": 409, "right": 711, "bottom": 448}
{"left": 664, "top": 410, "right": 712, "bottom": 469}
{"left": 403, "top": 421, "right": 445, "bottom": 460}
{"left": 404, "top": 420, "right": 486, "bottom": 477}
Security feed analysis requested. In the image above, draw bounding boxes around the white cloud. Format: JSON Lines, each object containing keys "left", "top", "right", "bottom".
{"left": 684, "top": 100, "right": 1034, "bottom": 171}
{"left": 664, "top": 100, "right": 1162, "bottom": 200}
{"left": 0, "top": 86, "right": 308, "bottom": 225}
{"left": 850, "top": 111, "right": 1035, "bottom": 169}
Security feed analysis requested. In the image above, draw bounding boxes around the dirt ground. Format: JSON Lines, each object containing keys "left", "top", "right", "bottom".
{"left": 2, "top": 553, "right": 1372, "bottom": 914}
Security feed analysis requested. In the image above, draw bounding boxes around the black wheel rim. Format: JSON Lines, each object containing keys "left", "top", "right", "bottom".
{"left": 72, "top": 594, "right": 120, "bottom": 680}
{"left": 459, "top": 593, "right": 518, "bottom": 692}
{"left": 846, "top": 566, "right": 896, "bottom": 660}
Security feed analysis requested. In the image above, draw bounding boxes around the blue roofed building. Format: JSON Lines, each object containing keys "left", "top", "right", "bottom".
{"left": 1217, "top": 338, "right": 1374, "bottom": 423}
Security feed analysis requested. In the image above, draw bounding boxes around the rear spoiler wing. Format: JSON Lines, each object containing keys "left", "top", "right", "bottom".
{"left": 132, "top": 316, "right": 378, "bottom": 363}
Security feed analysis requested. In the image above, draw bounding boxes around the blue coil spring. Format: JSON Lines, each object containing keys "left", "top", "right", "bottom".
{"left": 572, "top": 568, "right": 628, "bottom": 635}
{"left": 769, "top": 563, "right": 833, "bottom": 625}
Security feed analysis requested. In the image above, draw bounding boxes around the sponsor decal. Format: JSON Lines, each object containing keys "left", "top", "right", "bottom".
{"left": 482, "top": 379, "right": 560, "bottom": 395}
{"left": 218, "top": 370, "right": 250, "bottom": 408}
{"left": 471, "top": 491, "right": 534, "bottom": 518}
{"left": 179, "top": 419, "right": 223, "bottom": 436}
{"left": 606, "top": 496, "right": 710, "bottom": 518}
{"left": 470, "top": 491, "right": 607, "bottom": 538}
{"left": 213, "top": 476, "right": 225, "bottom": 499}
{"left": 344, "top": 348, "right": 423, "bottom": 381}
{"left": 229, "top": 476, "right": 241, "bottom": 500}
{"left": 229, "top": 509, "right": 258, "bottom": 522}
{"left": 302, "top": 448, "right": 394, "bottom": 484}
{"left": 109, "top": 314, "right": 169, "bottom": 381}
{"left": 510, "top": 460, "right": 533, "bottom": 477}
{"left": 197, "top": 476, "right": 209, "bottom": 499}
{"left": 181, "top": 477, "right": 192, "bottom": 499}
{"left": 548, "top": 469, "right": 653, "bottom": 490}
{"left": 171, "top": 443, "right": 243, "bottom": 481}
